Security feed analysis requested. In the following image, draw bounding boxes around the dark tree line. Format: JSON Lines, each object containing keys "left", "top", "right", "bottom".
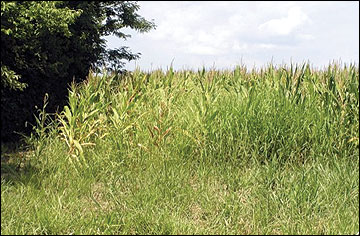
{"left": 1, "top": 1, "right": 155, "bottom": 142}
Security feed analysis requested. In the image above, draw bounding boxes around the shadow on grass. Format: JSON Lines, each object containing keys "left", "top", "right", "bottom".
{"left": 1, "top": 142, "right": 43, "bottom": 187}
{"left": 1, "top": 161, "right": 40, "bottom": 186}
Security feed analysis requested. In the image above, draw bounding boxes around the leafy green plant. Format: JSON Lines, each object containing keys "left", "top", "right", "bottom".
{"left": 3, "top": 62, "right": 357, "bottom": 235}
{"left": 57, "top": 71, "right": 116, "bottom": 169}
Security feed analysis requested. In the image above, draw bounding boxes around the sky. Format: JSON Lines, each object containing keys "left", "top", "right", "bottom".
{"left": 105, "top": 1, "right": 359, "bottom": 71}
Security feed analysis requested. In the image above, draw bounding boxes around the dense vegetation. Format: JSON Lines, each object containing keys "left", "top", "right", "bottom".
{"left": 1, "top": 62, "right": 359, "bottom": 234}
{"left": 1, "top": 1, "right": 155, "bottom": 142}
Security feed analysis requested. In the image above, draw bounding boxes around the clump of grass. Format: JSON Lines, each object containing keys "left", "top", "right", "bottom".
{"left": 1, "top": 61, "right": 359, "bottom": 235}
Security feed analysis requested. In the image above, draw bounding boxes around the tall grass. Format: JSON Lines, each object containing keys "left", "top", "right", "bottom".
{"left": 1, "top": 62, "right": 359, "bottom": 234}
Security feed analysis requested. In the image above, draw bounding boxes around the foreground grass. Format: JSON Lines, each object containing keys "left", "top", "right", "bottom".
{"left": 1, "top": 62, "right": 359, "bottom": 234}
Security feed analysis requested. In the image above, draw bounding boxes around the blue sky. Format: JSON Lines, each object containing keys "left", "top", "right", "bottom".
{"left": 105, "top": 1, "right": 359, "bottom": 71}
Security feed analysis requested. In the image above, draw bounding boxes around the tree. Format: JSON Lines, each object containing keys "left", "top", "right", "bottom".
{"left": 1, "top": 1, "right": 156, "bottom": 142}
{"left": 1, "top": 1, "right": 82, "bottom": 90}
{"left": 65, "top": 1, "right": 156, "bottom": 72}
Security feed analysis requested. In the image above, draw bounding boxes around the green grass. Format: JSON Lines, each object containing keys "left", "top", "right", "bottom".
{"left": 1, "top": 62, "right": 359, "bottom": 235}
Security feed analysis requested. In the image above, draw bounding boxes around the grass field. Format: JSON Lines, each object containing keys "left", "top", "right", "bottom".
{"left": 1, "top": 62, "right": 359, "bottom": 235}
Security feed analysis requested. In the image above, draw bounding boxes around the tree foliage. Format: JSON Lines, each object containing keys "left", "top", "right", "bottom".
{"left": 1, "top": 1, "right": 155, "bottom": 141}
{"left": 1, "top": 1, "right": 82, "bottom": 90}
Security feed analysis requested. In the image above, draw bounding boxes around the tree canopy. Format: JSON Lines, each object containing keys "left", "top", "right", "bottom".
{"left": 1, "top": 1, "right": 156, "bottom": 141}
{"left": 1, "top": 1, "right": 82, "bottom": 90}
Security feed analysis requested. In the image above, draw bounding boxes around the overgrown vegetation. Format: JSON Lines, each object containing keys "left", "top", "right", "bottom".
{"left": 1, "top": 62, "right": 359, "bottom": 234}
{"left": 1, "top": 1, "right": 155, "bottom": 142}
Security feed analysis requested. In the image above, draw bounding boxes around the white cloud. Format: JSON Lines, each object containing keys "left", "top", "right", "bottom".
{"left": 185, "top": 43, "right": 222, "bottom": 55}
{"left": 145, "top": 3, "right": 237, "bottom": 56}
{"left": 297, "top": 34, "right": 315, "bottom": 40}
{"left": 258, "top": 6, "right": 310, "bottom": 35}
{"left": 232, "top": 41, "right": 248, "bottom": 51}
{"left": 258, "top": 43, "right": 277, "bottom": 49}
{"left": 106, "top": 1, "right": 359, "bottom": 70}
